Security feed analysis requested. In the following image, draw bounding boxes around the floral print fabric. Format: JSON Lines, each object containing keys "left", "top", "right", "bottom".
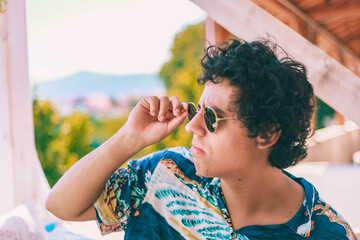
{"left": 94, "top": 147, "right": 356, "bottom": 239}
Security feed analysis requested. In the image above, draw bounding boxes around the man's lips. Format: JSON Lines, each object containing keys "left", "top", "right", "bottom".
{"left": 191, "top": 145, "right": 205, "bottom": 155}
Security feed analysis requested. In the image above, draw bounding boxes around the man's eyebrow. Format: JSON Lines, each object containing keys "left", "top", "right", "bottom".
{"left": 198, "top": 102, "right": 227, "bottom": 116}
{"left": 210, "top": 105, "right": 226, "bottom": 116}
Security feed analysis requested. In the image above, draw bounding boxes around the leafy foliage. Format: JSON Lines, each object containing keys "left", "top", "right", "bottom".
{"left": 33, "top": 99, "right": 62, "bottom": 186}
{"left": 160, "top": 22, "right": 205, "bottom": 102}
{"left": 315, "top": 97, "right": 335, "bottom": 129}
{"left": 33, "top": 99, "right": 95, "bottom": 186}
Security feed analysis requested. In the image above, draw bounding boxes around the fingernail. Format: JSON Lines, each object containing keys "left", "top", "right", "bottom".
{"left": 159, "top": 115, "right": 165, "bottom": 121}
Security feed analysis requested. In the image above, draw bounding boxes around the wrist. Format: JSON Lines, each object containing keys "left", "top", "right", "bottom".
{"left": 111, "top": 127, "right": 146, "bottom": 155}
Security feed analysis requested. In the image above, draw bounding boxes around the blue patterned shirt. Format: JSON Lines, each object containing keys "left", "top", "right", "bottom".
{"left": 94, "top": 147, "right": 356, "bottom": 239}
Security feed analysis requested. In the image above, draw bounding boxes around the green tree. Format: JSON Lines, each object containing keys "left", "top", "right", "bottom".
{"left": 56, "top": 111, "right": 95, "bottom": 171}
{"left": 160, "top": 22, "right": 205, "bottom": 102}
{"left": 315, "top": 97, "right": 335, "bottom": 129}
{"left": 33, "top": 99, "right": 62, "bottom": 186}
{"left": 33, "top": 99, "right": 96, "bottom": 186}
{"left": 92, "top": 115, "right": 128, "bottom": 143}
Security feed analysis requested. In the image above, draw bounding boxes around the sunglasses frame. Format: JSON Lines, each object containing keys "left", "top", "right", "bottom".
{"left": 187, "top": 102, "right": 237, "bottom": 133}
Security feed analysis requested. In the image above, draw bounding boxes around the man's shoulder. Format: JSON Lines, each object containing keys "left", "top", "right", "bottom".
{"left": 283, "top": 172, "right": 356, "bottom": 239}
{"left": 164, "top": 146, "right": 192, "bottom": 157}
{"left": 131, "top": 147, "right": 192, "bottom": 164}
{"left": 127, "top": 147, "right": 194, "bottom": 175}
{"left": 310, "top": 198, "right": 357, "bottom": 239}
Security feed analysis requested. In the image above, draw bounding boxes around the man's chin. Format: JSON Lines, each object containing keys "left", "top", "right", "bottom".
{"left": 194, "top": 162, "right": 205, "bottom": 178}
{"left": 195, "top": 171, "right": 204, "bottom": 178}
{"left": 194, "top": 166, "right": 214, "bottom": 178}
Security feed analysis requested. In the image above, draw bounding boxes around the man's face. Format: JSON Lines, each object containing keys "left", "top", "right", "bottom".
{"left": 185, "top": 80, "right": 265, "bottom": 180}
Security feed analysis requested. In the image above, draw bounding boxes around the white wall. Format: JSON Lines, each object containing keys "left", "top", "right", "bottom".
{"left": 305, "top": 121, "right": 360, "bottom": 163}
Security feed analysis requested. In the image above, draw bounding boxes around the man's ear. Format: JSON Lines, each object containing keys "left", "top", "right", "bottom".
{"left": 256, "top": 127, "right": 281, "bottom": 149}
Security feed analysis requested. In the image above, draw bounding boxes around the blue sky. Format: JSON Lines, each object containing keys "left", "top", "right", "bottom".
{"left": 26, "top": 0, "right": 205, "bottom": 82}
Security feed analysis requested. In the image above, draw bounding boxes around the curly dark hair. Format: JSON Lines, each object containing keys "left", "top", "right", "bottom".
{"left": 198, "top": 38, "right": 315, "bottom": 169}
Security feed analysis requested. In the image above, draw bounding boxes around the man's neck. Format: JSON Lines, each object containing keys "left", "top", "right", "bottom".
{"left": 220, "top": 167, "right": 304, "bottom": 230}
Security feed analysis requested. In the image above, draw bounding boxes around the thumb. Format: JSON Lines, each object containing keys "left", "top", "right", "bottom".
{"left": 167, "top": 110, "right": 188, "bottom": 133}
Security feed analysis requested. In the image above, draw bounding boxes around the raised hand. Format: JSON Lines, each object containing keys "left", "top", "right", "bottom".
{"left": 122, "top": 96, "right": 188, "bottom": 148}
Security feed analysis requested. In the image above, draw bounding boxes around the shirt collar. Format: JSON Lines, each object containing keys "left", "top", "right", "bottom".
{"left": 283, "top": 170, "right": 319, "bottom": 237}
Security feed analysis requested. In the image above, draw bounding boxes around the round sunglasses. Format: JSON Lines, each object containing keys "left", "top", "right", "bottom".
{"left": 187, "top": 102, "right": 237, "bottom": 133}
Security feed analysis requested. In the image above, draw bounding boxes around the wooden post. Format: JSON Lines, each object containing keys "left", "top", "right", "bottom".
{"left": 335, "top": 112, "right": 345, "bottom": 125}
{"left": 0, "top": 0, "right": 49, "bottom": 214}
{"left": 0, "top": 1, "right": 15, "bottom": 212}
{"left": 206, "top": 16, "right": 234, "bottom": 46}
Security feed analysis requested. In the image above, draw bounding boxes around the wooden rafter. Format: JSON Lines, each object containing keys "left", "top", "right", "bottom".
{"left": 274, "top": 0, "right": 360, "bottom": 67}
{"left": 247, "top": 0, "right": 360, "bottom": 78}
{"left": 309, "top": 7, "right": 360, "bottom": 23}
{"left": 304, "top": 0, "right": 357, "bottom": 12}
{"left": 294, "top": 0, "right": 324, "bottom": 11}
{"left": 205, "top": 16, "right": 234, "bottom": 47}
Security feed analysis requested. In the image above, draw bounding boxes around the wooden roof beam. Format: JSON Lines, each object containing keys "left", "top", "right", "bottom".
{"left": 310, "top": 7, "right": 360, "bottom": 23}
{"left": 342, "top": 33, "right": 360, "bottom": 45}
{"left": 294, "top": 0, "right": 323, "bottom": 12}
{"left": 250, "top": 0, "right": 360, "bottom": 75}
{"left": 191, "top": 0, "right": 360, "bottom": 125}
{"left": 274, "top": 0, "right": 360, "bottom": 65}
{"left": 205, "top": 17, "right": 234, "bottom": 47}
{"left": 251, "top": 0, "right": 304, "bottom": 32}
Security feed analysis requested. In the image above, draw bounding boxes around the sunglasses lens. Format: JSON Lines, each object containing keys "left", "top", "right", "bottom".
{"left": 187, "top": 103, "right": 197, "bottom": 121}
{"left": 204, "top": 107, "right": 216, "bottom": 132}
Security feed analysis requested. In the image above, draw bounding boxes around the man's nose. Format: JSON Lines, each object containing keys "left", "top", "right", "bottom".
{"left": 185, "top": 111, "right": 206, "bottom": 137}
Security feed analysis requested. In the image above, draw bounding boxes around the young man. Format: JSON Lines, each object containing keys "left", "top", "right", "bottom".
{"left": 46, "top": 39, "right": 356, "bottom": 239}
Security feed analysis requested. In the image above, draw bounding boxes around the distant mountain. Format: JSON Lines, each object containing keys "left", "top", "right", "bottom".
{"left": 32, "top": 71, "right": 166, "bottom": 101}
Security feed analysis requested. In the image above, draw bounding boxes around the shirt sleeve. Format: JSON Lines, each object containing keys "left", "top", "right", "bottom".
{"left": 93, "top": 151, "right": 162, "bottom": 235}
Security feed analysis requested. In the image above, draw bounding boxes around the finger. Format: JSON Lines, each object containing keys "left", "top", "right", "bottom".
{"left": 158, "top": 96, "right": 170, "bottom": 122}
{"left": 167, "top": 110, "right": 188, "bottom": 133}
{"left": 169, "top": 97, "right": 183, "bottom": 116}
{"left": 146, "top": 96, "right": 160, "bottom": 117}
{"left": 182, "top": 102, "right": 188, "bottom": 112}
